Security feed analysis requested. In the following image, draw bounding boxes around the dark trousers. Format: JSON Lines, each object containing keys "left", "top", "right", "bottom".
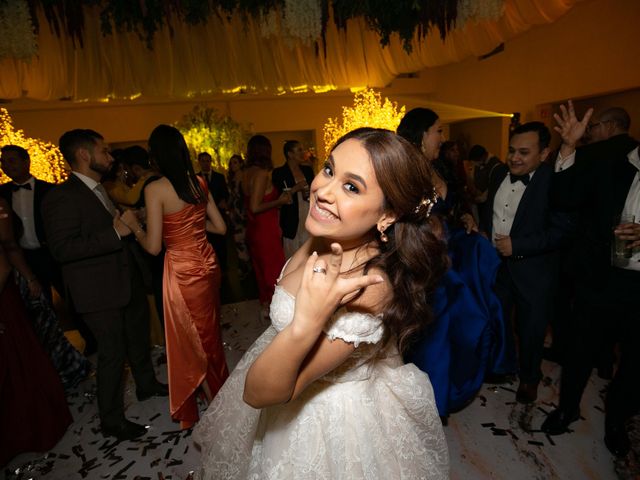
{"left": 559, "top": 268, "right": 640, "bottom": 422}
{"left": 82, "top": 269, "right": 156, "bottom": 427}
{"left": 494, "top": 263, "right": 554, "bottom": 384}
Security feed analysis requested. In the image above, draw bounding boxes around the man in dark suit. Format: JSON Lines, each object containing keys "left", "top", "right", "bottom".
{"left": 541, "top": 103, "right": 640, "bottom": 457}
{"left": 197, "top": 152, "right": 229, "bottom": 271}
{"left": 272, "top": 140, "right": 314, "bottom": 258}
{"left": 42, "top": 129, "right": 167, "bottom": 441}
{"left": 0, "top": 145, "right": 57, "bottom": 296}
{"left": 479, "top": 122, "right": 571, "bottom": 404}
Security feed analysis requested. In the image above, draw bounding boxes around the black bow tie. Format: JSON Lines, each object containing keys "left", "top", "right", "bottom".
{"left": 11, "top": 182, "right": 32, "bottom": 191}
{"left": 509, "top": 173, "right": 529, "bottom": 186}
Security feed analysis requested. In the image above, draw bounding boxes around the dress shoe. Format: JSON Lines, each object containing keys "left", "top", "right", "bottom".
{"left": 102, "top": 420, "right": 147, "bottom": 441}
{"left": 516, "top": 382, "right": 538, "bottom": 404}
{"left": 136, "top": 382, "right": 169, "bottom": 401}
{"left": 604, "top": 422, "right": 630, "bottom": 457}
{"left": 541, "top": 408, "right": 580, "bottom": 435}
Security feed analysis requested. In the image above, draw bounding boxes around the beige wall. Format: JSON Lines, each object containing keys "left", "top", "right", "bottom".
{"left": 4, "top": 0, "right": 640, "bottom": 159}
{"left": 423, "top": 0, "right": 640, "bottom": 122}
{"left": 6, "top": 95, "right": 352, "bottom": 158}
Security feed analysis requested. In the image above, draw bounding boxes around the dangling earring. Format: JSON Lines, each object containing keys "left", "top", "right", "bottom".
{"left": 379, "top": 229, "right": 388, "bottom": 243}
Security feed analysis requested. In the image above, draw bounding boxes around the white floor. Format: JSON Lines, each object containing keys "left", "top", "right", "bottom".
{"left": 3, "top": 300, "right": 638, "bottom": 479}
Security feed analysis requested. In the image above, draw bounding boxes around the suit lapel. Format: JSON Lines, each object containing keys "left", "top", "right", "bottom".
{"left": 612, "top": 156, "right": 638, "bottom": 213}
{"left": 33, "top": 180, "right": 46, "bottom": 242}
{"left": 69, "top": 174, "right": 113, "bottom": 221}
{"left": 511, "top": 165, "right": 547, "bottom": 233}
{"left": 0, "top": 184, "right": 11, "bottom": 205}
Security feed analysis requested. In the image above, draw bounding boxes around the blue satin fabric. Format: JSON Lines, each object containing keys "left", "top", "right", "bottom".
{"left": 406, "top": 227, "right": 516, "bottom": 416}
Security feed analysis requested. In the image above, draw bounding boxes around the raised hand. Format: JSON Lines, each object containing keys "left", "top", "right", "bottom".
{"left": 293, "top": 244, "right": 384, "bottom": 329}
{"left": 553, "top": 100, "right": 593, "bottom": 153}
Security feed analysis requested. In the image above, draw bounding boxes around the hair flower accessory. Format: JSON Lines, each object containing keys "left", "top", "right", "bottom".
{"left": 413, "top": 188, "right": 437, "bottom": 218}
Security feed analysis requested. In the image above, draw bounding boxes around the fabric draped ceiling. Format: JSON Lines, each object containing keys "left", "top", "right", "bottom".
{"left": 0, "top": 0, "right": 581, "bottom": 101}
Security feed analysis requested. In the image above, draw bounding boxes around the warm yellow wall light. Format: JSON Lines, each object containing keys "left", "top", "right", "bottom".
{"left": 0, "top": 108, "right": 68, "bottom": 184}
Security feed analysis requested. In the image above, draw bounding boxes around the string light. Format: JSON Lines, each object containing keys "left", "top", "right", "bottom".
{"left": 323, "top": 89, "right": 406, "bottom": 155}
{"left": 0, "top": 108, "right": 68, "bottom": 184}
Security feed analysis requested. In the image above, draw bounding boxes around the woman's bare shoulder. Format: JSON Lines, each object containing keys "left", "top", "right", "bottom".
{"left": 347, "top": 265, "right": 390, "bottom": 316}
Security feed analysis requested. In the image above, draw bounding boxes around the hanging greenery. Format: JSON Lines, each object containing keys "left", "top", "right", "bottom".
{"left": 175, "top": 105, "right": 251, "bottom": 171}
{"left": 26, "top": 0, "right": 504, "bottom": 53}
{"left": 0, "top": 0, "right": 38, "bottom": 59}
{"left": 323, "top": 88, "right": 406, "bottom": 155}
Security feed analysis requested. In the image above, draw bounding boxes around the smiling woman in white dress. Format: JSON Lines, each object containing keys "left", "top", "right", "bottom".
{"left": 194, "top": 128, "right": 450, "bottom": 479}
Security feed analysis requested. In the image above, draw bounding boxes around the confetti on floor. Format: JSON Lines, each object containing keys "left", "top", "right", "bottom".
{"left": 3, "top": 299, "right": 638, "bottom": 479}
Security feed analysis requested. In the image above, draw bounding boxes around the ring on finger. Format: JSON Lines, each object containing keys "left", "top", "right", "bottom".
{"left": 312, "top": 266, "right": 327, "bottom": 275}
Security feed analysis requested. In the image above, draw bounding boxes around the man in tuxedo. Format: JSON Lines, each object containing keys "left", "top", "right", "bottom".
{"left": 42, "top": 129, "right": 167, "bottom": 441}
{"left": 0, "top": 145, "right": 57, "bottom": 296}
{"left": 272, "top": 140, "right": 314, "bottom": 258}
{"left": 541, "top": 103, "right": 639, "bottom": 458}
{"left": 197, "top": 152, "right": 229, "bottom": 271}
{"left": 479, "top": 122, "right": 571, "bottom": 404}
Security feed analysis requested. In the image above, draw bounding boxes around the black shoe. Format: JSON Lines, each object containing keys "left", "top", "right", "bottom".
{"left": 541, "top": 408, "right": 580, "bottom": 435}
{"left": 102, "top": 420, "right": 147, "bottom": 441}
{"left": 604, "top": 422, "right": 630, "bottom": 457}
{"left": 137, "top": 382, "right": 169, "bottom": 401}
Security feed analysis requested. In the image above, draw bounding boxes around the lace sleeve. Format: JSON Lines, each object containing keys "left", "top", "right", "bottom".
{"left": 323, "top": 308, "right": 384, "bottom": 347}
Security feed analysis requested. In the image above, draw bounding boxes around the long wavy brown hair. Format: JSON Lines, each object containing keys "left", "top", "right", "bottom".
{"left": 331, "top": 128, "right": 450, "bottom": 354}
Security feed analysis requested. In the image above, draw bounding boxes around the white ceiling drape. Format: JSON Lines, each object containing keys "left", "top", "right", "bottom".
{"left": 0, "top": 0, "right": 583, "bottom": 101}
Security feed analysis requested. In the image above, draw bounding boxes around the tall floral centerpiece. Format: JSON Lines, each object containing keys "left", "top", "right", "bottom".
{"left": 175, "top": 105, "right": 250, "bottom": 171}
{"left": 323, "top": 89, "right": 406, "bottom": 154}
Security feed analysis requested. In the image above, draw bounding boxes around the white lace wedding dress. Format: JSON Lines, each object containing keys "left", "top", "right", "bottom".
{"left": 194, "top": 285, "right": 449, "bottom": 479}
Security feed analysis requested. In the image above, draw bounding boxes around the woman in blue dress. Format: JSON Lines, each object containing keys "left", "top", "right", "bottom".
{"left": 397, "top": 108, "right": 515, "bottom": 417}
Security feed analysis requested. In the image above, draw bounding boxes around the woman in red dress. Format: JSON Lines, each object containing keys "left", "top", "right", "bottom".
{"left": 0, "top": 199, "right": 72, "bottom": 466}
{"left": 121, "top": 126, "right": 228, "bottom": 429}
{"left": 242, "top": 135, "right": 291, "bottom": 316}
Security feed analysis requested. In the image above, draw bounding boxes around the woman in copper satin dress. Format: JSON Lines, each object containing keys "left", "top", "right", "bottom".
{"left": 242, "top": 135, "right": 291, "bottom": 313}
{"left": 120, "top": 125, "right": 229, "bottom": 429}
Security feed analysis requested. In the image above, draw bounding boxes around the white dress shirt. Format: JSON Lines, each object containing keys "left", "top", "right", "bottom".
{"left": 492, "top": 171, "right": 536, "bottom": 245}
{"left": 11, "top": 176, "right": 41, "bottom": 249}
{"left": 618, "top": 147, "right": 640, "bottom": 271}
